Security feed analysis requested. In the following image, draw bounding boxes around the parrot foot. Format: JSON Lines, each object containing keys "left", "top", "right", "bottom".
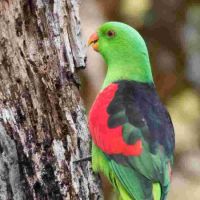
{"left": 73, "top": 156, "right": 92, "bottom": 164}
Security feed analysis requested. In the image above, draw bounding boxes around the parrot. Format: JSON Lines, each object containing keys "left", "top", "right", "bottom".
{"left": 87, "top": 22, "right": 175, "bottom": 200}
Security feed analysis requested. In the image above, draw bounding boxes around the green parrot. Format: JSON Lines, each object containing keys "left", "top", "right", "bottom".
{"left": 88, "top": 22, "right": 175, "bottom": 200}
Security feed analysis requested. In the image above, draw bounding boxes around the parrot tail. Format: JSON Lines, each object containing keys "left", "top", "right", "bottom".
{"left": 153, "top": 183, "right": 161, "bottom": 200}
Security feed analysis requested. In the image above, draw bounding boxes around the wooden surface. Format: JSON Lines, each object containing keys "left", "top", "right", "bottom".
{"left": 0, "top": 0, "right": 102, "bottom": 199}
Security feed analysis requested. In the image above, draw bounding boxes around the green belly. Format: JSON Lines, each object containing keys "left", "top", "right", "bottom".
{"left": 92, "top": 143, "right": 133, "bottom": 200}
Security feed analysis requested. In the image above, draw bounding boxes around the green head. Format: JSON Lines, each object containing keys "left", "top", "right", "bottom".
{"left": 88, "top": 22, "right": 153, "bottom": 88}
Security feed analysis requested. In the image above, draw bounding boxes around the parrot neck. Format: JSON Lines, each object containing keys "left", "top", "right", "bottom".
{"left": 102, "top": 60, "right": 154, "bottom": 89}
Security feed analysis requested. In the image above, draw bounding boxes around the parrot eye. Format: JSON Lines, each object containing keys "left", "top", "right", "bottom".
{"left": 107, "top": 30, "right": 116, "bottom": 38}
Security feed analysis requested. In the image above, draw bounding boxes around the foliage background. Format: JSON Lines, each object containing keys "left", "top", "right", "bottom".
{"left": 80, "top": 0, "right": 200, "bottom": 199}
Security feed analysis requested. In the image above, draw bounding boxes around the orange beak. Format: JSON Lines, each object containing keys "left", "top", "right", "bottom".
{"left": 88, "top": 32, "right": 99, "bottom": 51}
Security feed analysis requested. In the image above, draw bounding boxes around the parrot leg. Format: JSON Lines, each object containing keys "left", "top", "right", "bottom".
{"left": 73, "top": 156, "right": 92, "bottom": 164}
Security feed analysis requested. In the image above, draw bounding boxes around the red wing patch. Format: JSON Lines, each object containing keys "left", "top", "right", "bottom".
{"left": 89, "top": 83, "right": 142, "bottom": 156}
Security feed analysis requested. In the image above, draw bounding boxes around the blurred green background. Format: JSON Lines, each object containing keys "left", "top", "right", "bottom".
{"left": 80, "top": 0, "right": 200, "bottom": 199}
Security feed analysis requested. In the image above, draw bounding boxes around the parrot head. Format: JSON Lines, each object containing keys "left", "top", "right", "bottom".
{"left": 88, "top": 21, "right": 153, "bottom": 84}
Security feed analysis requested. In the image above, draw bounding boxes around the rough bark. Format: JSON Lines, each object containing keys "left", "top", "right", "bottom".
{"left": 0, "top": 0, "right": 103, "bottom": 199}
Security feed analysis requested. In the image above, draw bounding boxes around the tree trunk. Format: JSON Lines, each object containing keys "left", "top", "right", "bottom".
{"left": 0, "top": 0, "right": 103, "bottom": 199}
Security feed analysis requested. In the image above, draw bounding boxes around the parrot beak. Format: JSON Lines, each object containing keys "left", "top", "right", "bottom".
{"left": 88, "top": 32, "right": 99, "bottom": 51}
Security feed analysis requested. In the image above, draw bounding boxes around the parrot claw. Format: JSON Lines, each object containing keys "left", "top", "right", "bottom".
{"left": 73, "top": 156, "right": 92, "bottom": 164}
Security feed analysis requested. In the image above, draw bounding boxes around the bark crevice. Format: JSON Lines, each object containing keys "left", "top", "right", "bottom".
{"left": 0, "top": 0, "right": 103, "bottom": 199}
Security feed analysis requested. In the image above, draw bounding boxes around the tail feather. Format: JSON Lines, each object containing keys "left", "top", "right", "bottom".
{"left": 160, "top": 184, "right": 170, "bottom": 200}
{"left": 153, "top": 183, "right": 161, "bottom": 200}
